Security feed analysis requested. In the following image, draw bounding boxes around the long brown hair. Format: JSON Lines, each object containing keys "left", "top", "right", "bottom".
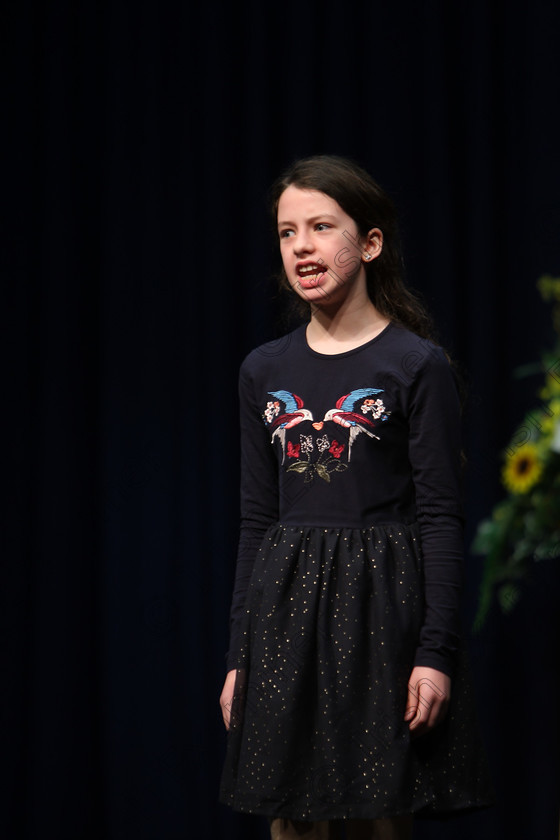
{"left": 270, "top": 154, "right": 436, "bottom": 342}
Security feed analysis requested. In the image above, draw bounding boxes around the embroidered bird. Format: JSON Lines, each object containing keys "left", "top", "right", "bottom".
{"left": 322, "top": 388, "right": 387, "bottom": 461}
{"left": 265, "top": 390, "right": 314, "bottom": 463}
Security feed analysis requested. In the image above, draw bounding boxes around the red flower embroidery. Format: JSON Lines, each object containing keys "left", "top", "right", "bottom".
{"left": 329, "top": 440, "right": 344, "bottom": 458}
{"left": 287, "top": 441, "right": 301, "bottom": 459}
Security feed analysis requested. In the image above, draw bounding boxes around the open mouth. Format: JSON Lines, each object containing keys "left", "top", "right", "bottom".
{"left": 297, "top": 263, "right": 326, "bottom": 286}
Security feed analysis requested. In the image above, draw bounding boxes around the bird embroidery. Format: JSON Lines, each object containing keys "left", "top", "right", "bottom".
{"left": 263, "top": 390, "right": 314, "bottom": 463}
{"left": 321, "top": 388, "right": 389, "bottom": 460}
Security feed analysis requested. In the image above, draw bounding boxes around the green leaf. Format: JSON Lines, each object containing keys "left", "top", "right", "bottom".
{"left": 534, "top": 537, "right": 560, "bottom": 560}
{"left": 287, "top": 462, "right": 310, "bottom": 474}
{"left": 315, "top": 464, "right": 330, "bottom": 482}
{"left": 472, "top": 519, "right": 500, "bottom": 554}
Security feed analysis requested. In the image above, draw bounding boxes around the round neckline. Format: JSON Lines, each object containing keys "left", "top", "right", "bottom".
{"left": 301, "top": 321, "right": 394, "bottom": 359}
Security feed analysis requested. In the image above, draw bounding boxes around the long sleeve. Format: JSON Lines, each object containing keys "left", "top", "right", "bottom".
{"left": 407, "top": 348, "right": 464, "bottom": 678}
{"left": 226, "top": 359, "right": 279, "bottom": 670}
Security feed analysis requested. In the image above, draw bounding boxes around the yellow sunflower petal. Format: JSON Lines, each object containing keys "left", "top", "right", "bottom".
{"left": 502, "top": 443, "right": 543, "bottom": 494}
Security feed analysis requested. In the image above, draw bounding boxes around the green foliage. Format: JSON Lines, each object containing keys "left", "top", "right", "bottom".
{"left": 473, "top": 277, "right": 560, "bottom": 629}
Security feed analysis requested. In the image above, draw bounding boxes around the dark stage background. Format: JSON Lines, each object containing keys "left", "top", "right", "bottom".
{"left": 3, "top": 1, "right": 560, "bottom": 838}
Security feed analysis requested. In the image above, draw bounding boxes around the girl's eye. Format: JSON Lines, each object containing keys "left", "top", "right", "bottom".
{"left": 279, "top": 229, "right": 294, "bottom": 239}
{"left": 316, "top": 223, "right": 331, "bottom": 231}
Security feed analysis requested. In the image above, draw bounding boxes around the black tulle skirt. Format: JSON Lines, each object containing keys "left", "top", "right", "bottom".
{"left": 220, "top": 523, "right": 494, "bottom": 821}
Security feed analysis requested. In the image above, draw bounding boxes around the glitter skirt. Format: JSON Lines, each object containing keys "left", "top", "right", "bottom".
{"left": 220, "top": 523, "right": 494, "bottom": 821}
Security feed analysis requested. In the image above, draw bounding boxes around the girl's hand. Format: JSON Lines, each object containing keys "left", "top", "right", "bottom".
{"left": 404, "top": 665, "right": 451, "bottom": 737}
{"left": 220, "top": 669, "right": 238, "bottom": 730}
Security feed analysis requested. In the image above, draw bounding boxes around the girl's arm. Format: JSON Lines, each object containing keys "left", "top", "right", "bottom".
{"left": 220, "top": 669, "right": 238, "bottom": 730}
{"left": 225, "top": 358, "right": 280, "bottom": 671}
{"left": 406, "top": 347, "right": 464, "bottom": 696}
{"left": 220, "top": 359, "right": 279, "bottom": 730}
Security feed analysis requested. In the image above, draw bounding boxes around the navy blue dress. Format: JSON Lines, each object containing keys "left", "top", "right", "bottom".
{"left": 220, "top": 323, "right": 493, "bottom": 821}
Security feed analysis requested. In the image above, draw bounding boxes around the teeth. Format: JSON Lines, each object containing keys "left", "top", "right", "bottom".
{"left": 299, "top": 265, "right": 323, "bottom": 275}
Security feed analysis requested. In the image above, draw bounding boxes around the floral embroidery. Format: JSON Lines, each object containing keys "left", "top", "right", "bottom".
{"left": 287, "top": 433, "right": 348, "bottom": 483}
{"left": 329, "top": 439, "right": 344, "bottom": 459}
{"left": 261, "top": 386, "right": 390, "bottom": 482}
{"left": 263, "top": 400, "right": 281, "bottom": 424}
{"left": 287, "top": 441, "right": 301, "bottom": 459}
{"left": 361, "top": 398, "right": 389, "bottom": 421}
{"left": 299, "top": 434, "right": 314, "bottom": 454}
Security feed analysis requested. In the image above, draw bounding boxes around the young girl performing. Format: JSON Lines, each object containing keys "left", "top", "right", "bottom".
{"left": 219, "top": 155, "right": 493, "bottom": 839}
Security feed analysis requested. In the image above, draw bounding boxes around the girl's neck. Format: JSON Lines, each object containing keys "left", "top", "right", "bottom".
{"left": 306, "top": 297, "right": 390, "bottom": 355}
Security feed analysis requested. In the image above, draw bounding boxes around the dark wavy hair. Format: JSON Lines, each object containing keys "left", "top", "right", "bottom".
{"left": 270, "top": 154, "right": 436, "bottom": 342}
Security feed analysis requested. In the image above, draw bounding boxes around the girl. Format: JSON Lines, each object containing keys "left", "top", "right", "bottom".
{"left": 219, "top": 155, "right": 493, "bottom": 839}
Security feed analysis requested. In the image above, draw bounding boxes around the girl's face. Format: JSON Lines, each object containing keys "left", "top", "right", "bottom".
{"left": 276, "top": 185, "right": 381, "bottom": 308}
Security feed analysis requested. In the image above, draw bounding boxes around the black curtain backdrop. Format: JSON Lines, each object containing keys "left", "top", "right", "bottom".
{"left": 4, "top": 1, "right": 560, "bottom": 838}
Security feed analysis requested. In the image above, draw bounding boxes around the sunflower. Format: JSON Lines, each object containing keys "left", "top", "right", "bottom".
{"left": 502, "top": 443, "right": 543, "bottom": 494}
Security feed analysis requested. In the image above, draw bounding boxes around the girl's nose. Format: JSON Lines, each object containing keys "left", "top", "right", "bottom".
{"left": 293, "top": 231, "right": 313, "bottom": 255}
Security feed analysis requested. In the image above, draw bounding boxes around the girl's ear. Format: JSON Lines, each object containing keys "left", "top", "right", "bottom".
{"left": 361, "top": 228, "right": 383, "bottom": 263}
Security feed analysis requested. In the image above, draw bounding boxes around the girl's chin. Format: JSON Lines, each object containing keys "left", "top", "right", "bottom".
{"left": 290, "top": 282, "right": 346, "bottom": 307}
